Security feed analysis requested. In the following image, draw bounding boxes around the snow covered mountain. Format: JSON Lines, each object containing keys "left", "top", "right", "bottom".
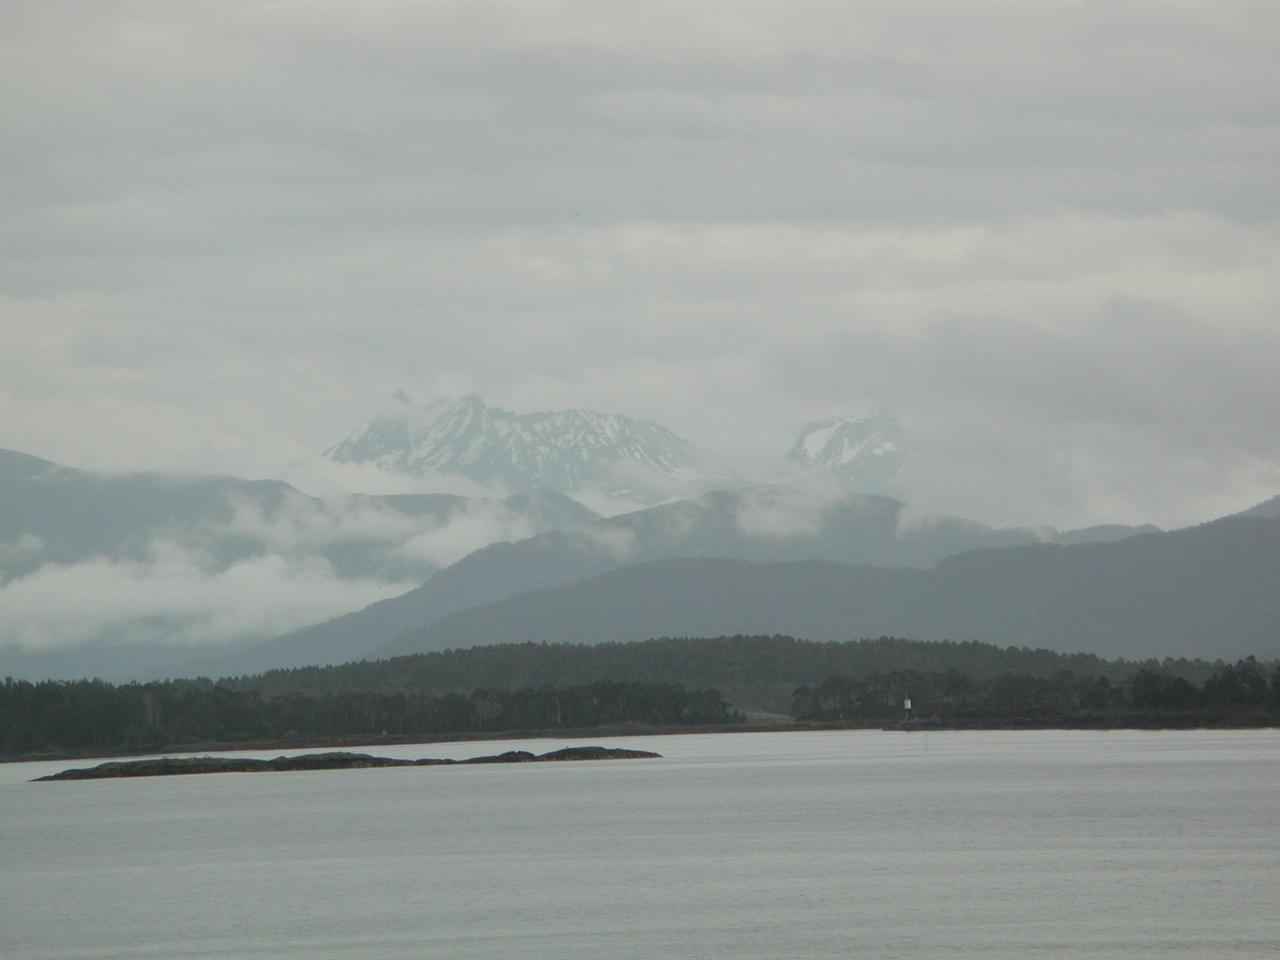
{"left": 325, "top": 394, "right": 739, "bottom": 506}
{"left": 785, "top": 415, "right": 905, "bottom": 495}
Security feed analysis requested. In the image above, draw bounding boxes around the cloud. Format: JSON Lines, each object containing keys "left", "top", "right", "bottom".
{"left": 0, "top": 480, "right": 597, "bottom": 651}
{"left": 733, "top": 482, "right": 845, "bottom": 539}
{"left": 209, "top": 486, "right": 584, "bottom": 571}
{"left": 0, "top": 541, "right": 417, "bottom": 651}
{"left": 208, "top": 491, "right": 424, "bottom": 554}
{"left": 731, "top": 475, "right": 921, "bottom": 541}
{"left": 768, "top": 296, "right": 1280, "bottom": 527}
{"left": 0, "top": 534, "right": 46, "bottom": 580}
{"left": 1, "top": 2, "right": 1277, "bottom": 532}
{"left": 392, "top": 501, "right": 545, "bottom": 568}
{"left": 280, "top": 459, "right": 462, "bottom": 499}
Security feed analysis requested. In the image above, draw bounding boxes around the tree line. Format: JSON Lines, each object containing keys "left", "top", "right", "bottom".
{"left": 792, "top": 657, "right": 1280, "bottom": 722}
{"left": 223, "top": 635, "right": 1236, "bottom": 714}
{"left": 0, "top": 678, "right": 739, "bottom": 754}
{"left": 7, "top": 639, "right": 1275, "bottom": 754}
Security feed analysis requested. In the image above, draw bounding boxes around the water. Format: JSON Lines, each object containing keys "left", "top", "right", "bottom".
{"left": 2, "top": 730, "right": 1278, "bottom": 959}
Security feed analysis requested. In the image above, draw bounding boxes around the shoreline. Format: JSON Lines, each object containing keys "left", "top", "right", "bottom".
{"left": 5, "top": 713, "right": 1277, "bottom": 764}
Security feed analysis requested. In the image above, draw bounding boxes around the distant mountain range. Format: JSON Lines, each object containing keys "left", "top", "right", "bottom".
{"left": 325, "top": 395, "right": 922, "bottom": 506}
{"left": 5, "top": 439, "right": 1273, "bottom": 683}
{"left": 178, "top": 485, "right": 1161, "bottom": 678}
{"left": 387, "top": 513, "right": 1280, "bottom": 663}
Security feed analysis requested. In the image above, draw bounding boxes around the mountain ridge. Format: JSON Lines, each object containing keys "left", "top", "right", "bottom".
{"left": 189, "top": 485, "right": 1161, "bottom": 677}
{"left": 387, "top": 514, "right": 1280, "bottom": 663}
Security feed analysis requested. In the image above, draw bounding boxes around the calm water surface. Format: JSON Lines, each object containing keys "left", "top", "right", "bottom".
{"left": 2, "top": 729, "right": 1278, "bottom": 959}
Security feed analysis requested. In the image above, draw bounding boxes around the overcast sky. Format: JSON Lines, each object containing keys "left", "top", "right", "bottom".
{"left": 3, "top": 1, "right": 1278, "bottom": 529}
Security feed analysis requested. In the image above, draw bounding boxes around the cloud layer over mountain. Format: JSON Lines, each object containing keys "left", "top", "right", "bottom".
{"left": 0, "top": 450, "right": 595, "bottom": 652}
{"left": 0, "top": 543, "right": 415, "bottom": 651}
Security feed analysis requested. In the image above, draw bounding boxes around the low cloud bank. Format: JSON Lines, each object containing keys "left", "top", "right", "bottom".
{"left": 0, "top": 486, "right": 589, "bottom": 652}
{"left": 733, "top": 477, "right": 854, "bottom": 539}
{"left": 393, "top": 502, "right": 546, "bottom": 568}
{"left": 0, "top": 541, "right": 417, "bottom": 651}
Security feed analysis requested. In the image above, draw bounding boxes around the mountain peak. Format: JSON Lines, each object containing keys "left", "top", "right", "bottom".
{"left": 786, "top": 415, "right": 904, "bottom": 495}
{"left": 325, "top": 396, "right": 738, "bottom": 505}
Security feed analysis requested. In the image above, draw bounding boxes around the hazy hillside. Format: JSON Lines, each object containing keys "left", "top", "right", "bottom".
{"left": 1048, "top": 523, "right": 1161, "bottom": 545}
{"left": 209, "top": 485, "right": 1106, "bottom": 675}
{"left": 1238, "top": 495, "right": 1280, "bottom": 519}
{"left": 388, "top": 516, "right": 1280, "bottom": 663}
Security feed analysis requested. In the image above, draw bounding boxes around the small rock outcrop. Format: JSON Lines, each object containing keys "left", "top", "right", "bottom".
{"left": 33, "top": 746, "right": 661, "bottom": 781}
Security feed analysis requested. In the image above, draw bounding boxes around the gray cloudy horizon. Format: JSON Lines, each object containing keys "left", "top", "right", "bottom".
{"left": 3, "top": 0, "right": 1279, "bottom": 530}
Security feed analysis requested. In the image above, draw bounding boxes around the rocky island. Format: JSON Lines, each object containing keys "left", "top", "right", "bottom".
{"left": 33, "top": 745, "right": 661, "bottom": 781}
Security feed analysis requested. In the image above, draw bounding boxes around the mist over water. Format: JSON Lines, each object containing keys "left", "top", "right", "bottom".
{"left": 3, "top": 730, "right": 1278, "bottom": 959}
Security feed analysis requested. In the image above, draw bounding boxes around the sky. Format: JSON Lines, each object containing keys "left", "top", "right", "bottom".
{"left": 3, "top": 0, "right": 1279, "bottom": 531}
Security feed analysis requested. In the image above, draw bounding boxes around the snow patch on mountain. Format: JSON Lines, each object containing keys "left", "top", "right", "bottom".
{"left": 325, "top": 394, "right": 740, "bottom": 507}
{"left": 785, "top": 415, "right": 905, "bottom": 496}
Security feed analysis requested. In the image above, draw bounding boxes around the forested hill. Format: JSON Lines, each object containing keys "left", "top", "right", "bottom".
{"left": 224, "top": 635, "right": 1238, "bottom": 714}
